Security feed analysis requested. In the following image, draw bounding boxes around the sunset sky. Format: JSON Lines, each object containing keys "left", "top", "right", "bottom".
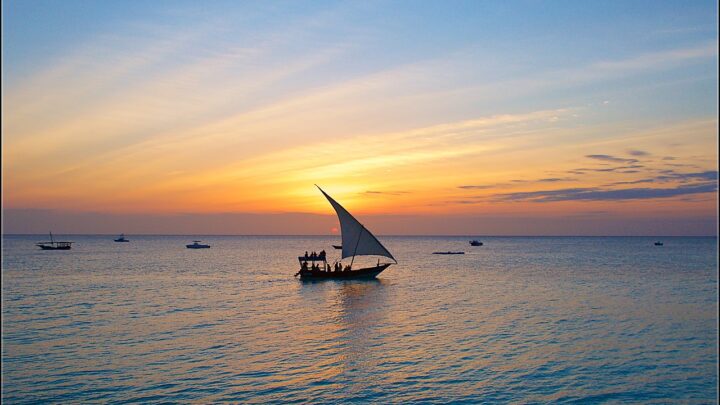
{"left": 2, "top": 0, "right": 718, "bottom": 235}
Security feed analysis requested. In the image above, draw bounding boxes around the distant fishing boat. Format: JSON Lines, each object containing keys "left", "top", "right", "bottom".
{"left": 187, "top": 240, "right": 210, "bottom": 249}
{"left": 433, "top": 251, "right": 465, "bottom": 255}
{"left": 114, "top": 234, "right": 129, "bottom": 242}
{"left": 469, "top": 240, "right": 483, "bottom": 246}
{"left": 295, "top": 186, "right": 396, "bottom": 280}
{"left": 36, "top": 232, "right": 73, "bottom": 250}
{"left": 332, "top": 245, "right": 342, "bottom": 249}
{"left": 654, "top": 241, "right": 664, "bottom": 246}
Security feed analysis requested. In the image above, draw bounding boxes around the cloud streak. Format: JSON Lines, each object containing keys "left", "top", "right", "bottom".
{"left": 492, "top": 182, "right": 717, "bottom": 202}
{"left": 585, "top": 154, "right": 639, "bottom": 163}
{"left": 605, "top": 170, "right": 719, "bottom": 186}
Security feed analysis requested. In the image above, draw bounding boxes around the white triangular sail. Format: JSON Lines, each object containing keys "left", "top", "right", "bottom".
{"left": 318, "top": 186, "right": 396, "bottom": 263}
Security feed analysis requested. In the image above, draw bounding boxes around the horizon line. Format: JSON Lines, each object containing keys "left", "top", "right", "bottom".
{"left": 2, "top": 233, "right": 717, "bottom": 237}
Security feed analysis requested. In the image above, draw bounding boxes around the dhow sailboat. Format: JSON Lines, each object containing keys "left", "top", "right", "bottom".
{"left": 295, "top": 186, "right": 396, "bottom": 280}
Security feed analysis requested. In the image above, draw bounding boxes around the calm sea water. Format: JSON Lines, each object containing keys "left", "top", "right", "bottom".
{"left": 2, "top": 235, "right": 717, "bottom": 403}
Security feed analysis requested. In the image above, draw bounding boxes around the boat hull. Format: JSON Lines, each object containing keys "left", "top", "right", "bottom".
{"left": 186, "top": 245, "right": 210, "bottom": 249}
{"left": 37, "top": 245, "right": 71, "bottom": 250}
{"left": 298, "top": 263, "right": 391, "bottom": 280}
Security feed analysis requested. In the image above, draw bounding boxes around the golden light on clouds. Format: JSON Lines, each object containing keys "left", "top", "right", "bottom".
{"left": 2, "top": 5, "right": 717, "bottom": 235}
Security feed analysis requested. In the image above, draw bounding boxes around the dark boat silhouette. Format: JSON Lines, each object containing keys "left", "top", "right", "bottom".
{"left": 332, "top": 245, "right": 342, "bottom": 249}
{"left": 433, "top": 251, "right": 464, "bottom": 255}
{"left": 114, "top": 234, "right": 129, "bottom": 242}
{"left": 469, "top": 240, "right": 483, "bottom": 246}
{"left": 654, "top": 241, "right": 664, "bottom": 246}
{"left": 36, "top": 232, "right": 73, "bottom": 250}
{"left": 186, "top": 240, "right": 211, "bottom": 249}
{"left": 295, "top": 186, "right": 396, "bottom": 280}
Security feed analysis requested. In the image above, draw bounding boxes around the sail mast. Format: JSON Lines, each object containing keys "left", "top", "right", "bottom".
{"left": 349, "top": 227, "right": 363, "bottom": 269}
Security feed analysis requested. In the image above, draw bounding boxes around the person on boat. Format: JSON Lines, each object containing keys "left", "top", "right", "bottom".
{"left": 344, "top": 265, "right": 351, "bottom": 272}
{"left": 335, "top": 262, "right": 341, "bottom": 272}
{"left": 319, "top": 250, "right": 326, "bottom": 259}
{"left": 304, "top": 251, "right": 309, "bottom": 259}
{"left": 301, "top": 261, "right": 308, "bottom": 272}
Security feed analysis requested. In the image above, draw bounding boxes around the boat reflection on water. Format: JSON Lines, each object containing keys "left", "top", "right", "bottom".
{"left": 296, "top": 278, "right": 390, "bottom": 386}
{"left": 335, "top": 280, "right": 389, "bottom": 335}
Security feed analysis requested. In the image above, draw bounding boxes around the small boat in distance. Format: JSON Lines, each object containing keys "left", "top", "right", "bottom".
{"left": 295, "top": 186, "right": 396, "bottom": 280}
{"left": 469, "top": 240, "right": 483, "bottom": 246}
{"left": 187, "top": 240, "right": 211, "bottom": 249}
{"left": 36, "top": 232, "right": 73, "bottom": 250}
{"left": 654, "top": 241, "right": 664, "bottom": 246}
{"left": 433, "top": 251, "right": 465, "bottom": 255}
{"left": 114, "top": 234, "right": 129, "bottom": 242}
{"left": 332, "top": 245, "right": 342, "bottom": 249}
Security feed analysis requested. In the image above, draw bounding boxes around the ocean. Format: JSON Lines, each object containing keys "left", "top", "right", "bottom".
{"left": 2, "top": 235, "right": 717, "bottom": 403}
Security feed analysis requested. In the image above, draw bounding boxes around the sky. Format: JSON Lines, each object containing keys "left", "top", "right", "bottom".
{"left": 2, "top": 0, "right": 718, "bottom": 235}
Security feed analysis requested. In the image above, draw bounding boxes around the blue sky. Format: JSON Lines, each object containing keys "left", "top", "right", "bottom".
{"left": 8, "top": 0, "right": 715, "bottom": 126}
{"left": 5, "top": 1, "right": 716, "bottom": 81}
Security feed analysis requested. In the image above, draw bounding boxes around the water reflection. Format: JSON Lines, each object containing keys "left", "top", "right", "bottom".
{"left": 297, "top": 279, "right": 390, "bottom": 384}
{"left": 3, "top": 235, "right": 716, "bottom": 403}
{"left": 335, "top": 280, "right": 390, "bottom": 397}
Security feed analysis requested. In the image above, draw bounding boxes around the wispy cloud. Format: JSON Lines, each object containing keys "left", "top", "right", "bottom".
{"left": 609, "top": 179, "right": 657, "bottom": 185}
{"left": 590, "top": 42, "right": 717, "bottom": 72}
{"left": 570, "top": 164, "right": 644, "bottom": 173}
{"left": 364, "top": 190, "right": 410, "bottom": 195}
{"left": 458, "top": 177, "right": 576, "bottom": 190}
{"left": 492, "top": 182, "right": 717, "bottom": 202}
{"left": 514, "top": 177, "right": 577, "bottom": 183}
{"left": 585, "top": 154, "right": 639, "bottom": 163}
{"left": 655, "top": 170, "right": 718, "bottom": 182}
{"left": 458, "top": 185, "right": 496, "bottom": 190}
{"left": 539, "top": 177, "right": 575, "bottom": 182}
